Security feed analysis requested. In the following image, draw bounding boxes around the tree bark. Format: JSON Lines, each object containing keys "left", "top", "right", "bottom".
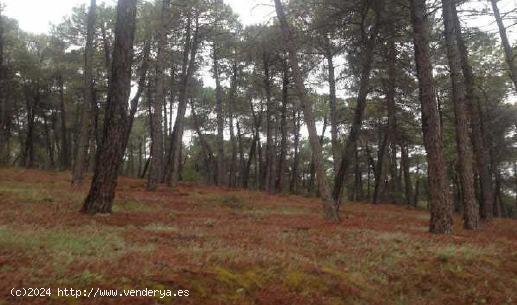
{"left": 0, "top": 8, "right": 7, "bottom": 164}
{"left": 213, "top": 44, "right": 225, "bottom": 186}
{"left": 489, "top": 0, "right": 517, "bottom": 92}
{"left": 373, "top": 132, "right": 388, "bottom": 204}
{"left": 442, "top": 0, "right": 479, "bottom": 229}
{"left": 82, "top": 0, "right": 137, "bottom": 214}
{"left": 72, "top": 0, "right": 97, "bottom": 187}
{"left": 263, "top": 52, "right": 275, "bottom": 193}
{"left": 332, "top": 1, "right": 382, "bottom": 205}
{"left": 326, "top": 44, "right": 340, "bottom": 174}
{"left": 57, "top": 74, "right": 70, "bottom": 170}
{"left": 410, "top": 0, "right": 453, "bottom": 233}
{"left": 274, "top": 0, "right": 339, "bottom": 221}
{"left": 290, "top": 109, "right": 301, "bottom": 194}
{"left": 275, "top": 59, "right": 289, "bottom": 193}
{"left": 147, "top": 0, "right": 170, "bottom": 191}
{"left": 228, "top": 60, "right": 238, "bottom": 187}
{"left": 401, "top": 142, "right": 413, "bottom": 205}
{"left": 451, "top": 3, "right": 495, "bottom": 222}
{"left": 164, "top": 14, "right": 199, "bottom": 187}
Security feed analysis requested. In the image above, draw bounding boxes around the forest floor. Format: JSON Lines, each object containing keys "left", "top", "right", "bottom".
{"left": 0, "top": 168, "right": 516, "bottom": 305}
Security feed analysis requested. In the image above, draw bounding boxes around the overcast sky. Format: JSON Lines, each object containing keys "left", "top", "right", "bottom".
{"left": 0, "top": 0, "right": 276, "bottom": 32}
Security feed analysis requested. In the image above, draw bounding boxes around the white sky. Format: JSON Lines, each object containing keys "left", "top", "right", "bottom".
{"left": 0, "top": 0, "right": 275, "bottom": 33}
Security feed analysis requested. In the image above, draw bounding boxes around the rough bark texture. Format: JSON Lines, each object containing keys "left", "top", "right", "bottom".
{"left": 72, "top": 0, "right": 96, "bottom": 187}
{"left": 82, "top": 0, "right": 137, "bottom": 214}
{"left": 489, "top": 0, "right": 517, "bottom": 92}
{"left": 147, "top": 0, "right": 170, "bottom": 191}
{"left": 274, "top": 0, "right": 339, "bottom": 222}
{"left": 451, "top": 3, "right": 494, "bottom": 222}
{"left": 410, "top": 0, "right": 453, "bottom": 234}
{"left": 442, "top": 0, "right": 479, "bottom": 230}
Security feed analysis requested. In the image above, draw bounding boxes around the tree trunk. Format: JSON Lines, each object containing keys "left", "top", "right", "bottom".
{"left": 451, "top": 3, "right": 495, "bottom": 222}
{"left": 213, "top": 44, "right": 225, "bottom": 186}
{"left": 290, "top": 109, "right": 301, "bottom": 193}
{"left": 72, "top": 0, "right": 96, "bottom": 187}
{"left": 191, "top": 102, "right": 216, "bottom": 182}
{"left": 442, "top": 0, "right": 479, "bottom": 229}
{"left": 275, "top": 59, "right": 289, "bottom": 193}
{"left": 263, "top": 52, "right": 275, "bottom": 193}
{"left": 401, "top": 143, "right": 413, "bottom": 205}
{"left": 326, "top": 45, "right": 339, "bottom": 174}
{"left": 385, "top": 37, "right": 399, "bottom": 203}
{"left": 23, "top": 86, "right": 39, "bottom": 168}
{"left": 373, "top": 132, "right": 388, "bottom": 204}
{"left": 164, "top": 14, "right": 199, "bottom": 187}
{"left": 332, "top": 2, "right": 382, "bottom": 205}
{"left": 244, "top": 100, "right": 261, "bottom": 188}
{"left": 489, "top": 0, "right": 517, "bottom": 92}
{"left": 274, "top": 0, "right": 339, "bottom": 221}
{"left": 0, "top": 9, "right": 7, "bottom": 164}
{"left": 57, "top": 74, "right": 70, "bottom": 170}
{"left": 236, "top": 120, "right": 245, "bottom": 186}
{"left": 410, "top": 0, "right": 453, "bottom": 233}
{"left": 228, "top": 61, "right": 238, "bottom": 187}
{"left": 147, "top": 0, "right": 170, "bottom": 191}
{"left": 82, "top": 0, "right": 137, "bottom": 214}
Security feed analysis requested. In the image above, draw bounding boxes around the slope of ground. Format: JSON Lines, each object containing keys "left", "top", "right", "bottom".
{"left": 0, "top": 168, "right": 516, "bottom": 305}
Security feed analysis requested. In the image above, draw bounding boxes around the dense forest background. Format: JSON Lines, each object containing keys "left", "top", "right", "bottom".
{"left": 0, "top": 0, "right": 516, "bottom": 232}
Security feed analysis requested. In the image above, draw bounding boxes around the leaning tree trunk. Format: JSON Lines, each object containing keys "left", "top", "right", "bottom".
{"left": 489, "top": 0, "right": 517, "bottom": 92}
{"left": 332, "top": 1, "right": 382, "bottom": 205}
{"left": 410, "top": 0, "right": 453, "bottom": 234}
{"left": 164, "top": 14, "right": 199, "bottom": 187}
{"left": 274, "top": 0, "right": 339, "bottom": 222}
{"left": 81, "top": 0, "right": 137, "bottom": 214}
{"left": 147, "top": 0, "right": 170, "bottom": 191}
{"left": 442, "top": 0, "right": 479, "bottom": 230}
{"left": 451, "top": 3, "right": 495, "bottom": 222}
{"left": 72, "top": 0, "right": 97, "bottom": 187}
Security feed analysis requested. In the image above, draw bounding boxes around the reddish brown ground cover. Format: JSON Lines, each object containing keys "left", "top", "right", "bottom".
{"left": 0, "top": 168, "right": 516, "bottom": 305}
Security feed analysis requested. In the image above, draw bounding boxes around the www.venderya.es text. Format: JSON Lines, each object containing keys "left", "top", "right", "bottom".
{"left": 10, "top": 287, "right": 189, "bottom": 298}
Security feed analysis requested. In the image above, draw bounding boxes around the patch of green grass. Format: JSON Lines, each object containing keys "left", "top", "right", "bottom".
{"left": 0, "top": 184, "right": 55, "bottom": 204}
{"left": 0, "top": 225, "right": 126, "bottom": 256}
{"left": 434, "top": 245, "right": 495, "bottom": 263}
{"left": 113, "top": 199, "right": 152, "bottom": 212}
